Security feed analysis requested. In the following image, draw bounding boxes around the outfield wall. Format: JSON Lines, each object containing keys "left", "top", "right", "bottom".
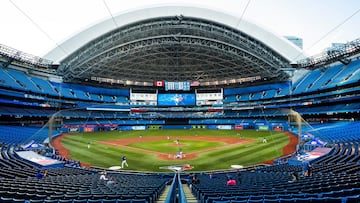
{"left": 60, "top": 121, "right": 289, "bottom": 133}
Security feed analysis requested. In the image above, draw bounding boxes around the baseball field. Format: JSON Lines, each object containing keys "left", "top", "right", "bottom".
{"left": 53, "top": 129, "right": 297, "bottom": 172}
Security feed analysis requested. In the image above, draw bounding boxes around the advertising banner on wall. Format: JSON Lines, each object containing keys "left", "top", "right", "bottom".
{"left": 207, "top": 125, "right": 232, "bottom": 130}
{"left": 84, "top": 127, "right": 94, "bottom": 132}
{"left": 148, "top": 125, "right": 162, "bottom": 130}
{"left": 131, "top": 126, "right": 146, "bottom": 130}
{"left": 217, "top": 125, "right": 232, "bottom": 130}
{"left": 258, "top": 125, "right": 269, "bottom": 130}
{"left": 273, "top": 126, "right": 283, "bottom": 131}
{"left": 69, "top": 127, "right": 79, "bottom": 132}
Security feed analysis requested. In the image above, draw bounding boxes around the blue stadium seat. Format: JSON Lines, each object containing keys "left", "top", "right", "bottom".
{"left": 43, "top": 200, "right": 59, "bottom": 203}
{"left": 30, "top": 76, "right": 59, "bottom": 96}
{"left": 117, "top": 200, "right": 132, "bottom": 203}
{"left": 58, "top": 200, "right": 73, "bottom": 203}
{"left": 6, "top": 69, "right": 41, "bottom": 93}
{"left": 73, "top": 200, "right": 88, "bottom": 203}
{"left": 0, "top": 68, "right": 24, "bottom": 90}
{"left": 132, "top": 199, "right": 148, "bottom": 203}
{"left": 263, "top": 200, "right": 279, "bottom": 203}
{"left": 87, "top": 200, "right": 103, "bottom": 203}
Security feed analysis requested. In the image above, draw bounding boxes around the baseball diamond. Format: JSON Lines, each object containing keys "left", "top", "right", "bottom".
{"left": 53, "top": 129, "right": 298, "bottom": 171}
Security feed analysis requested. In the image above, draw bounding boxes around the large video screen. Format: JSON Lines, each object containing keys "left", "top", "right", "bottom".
{"left": 158, "top": 93, "right": 195, "bottom": 106}
{"left": 165, "top": 82, "right": 190, "bottom": 91}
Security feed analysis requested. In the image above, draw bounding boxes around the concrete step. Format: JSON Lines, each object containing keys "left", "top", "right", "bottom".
{"left": 156, "top": 185, "right": 171, "bottom": 203}
{"left": 182, "top": 184, "right": 199, "bottom": 203}
{"left": 156, "top": 184, "right": 199, "bottom": 203}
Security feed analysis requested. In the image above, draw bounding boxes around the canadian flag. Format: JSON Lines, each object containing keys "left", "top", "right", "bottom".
{"left": 155, "top": 81, "right": 164, "bottom": 87}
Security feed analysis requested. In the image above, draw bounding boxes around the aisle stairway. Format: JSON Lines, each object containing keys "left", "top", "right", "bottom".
{"left": 156, "top": 183, "right": 199, "bottom": 203}
{"left": 182, "top": 184, "right": 199, "bottom": 203}
{"left": 156, "top": 185, "right": 171, "bottom": 203}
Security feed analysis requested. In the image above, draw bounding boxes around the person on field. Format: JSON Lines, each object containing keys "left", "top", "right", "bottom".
{"left": 175, "top": 148, "right": 183, "bottom": 159}
{"left": 121, "top": 155, "right": 128, "bottom": 168}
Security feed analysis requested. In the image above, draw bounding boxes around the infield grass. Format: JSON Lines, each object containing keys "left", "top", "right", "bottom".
{"left": 128, "top": 139, "right": 225, "bottom": 153}
{"left": 60, "top": 129, "right": 292, "bottom": 172}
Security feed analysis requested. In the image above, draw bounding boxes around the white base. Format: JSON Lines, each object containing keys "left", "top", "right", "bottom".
{"left": 231, "top": 165, "right": 244, "bottom": 169}
{"left": 109, "top": 166, "right": 122, "bottom": 170}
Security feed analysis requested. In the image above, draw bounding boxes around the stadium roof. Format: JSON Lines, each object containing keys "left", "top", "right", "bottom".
{"left": 48, "top": 6, "right": 305, "bottom": 86}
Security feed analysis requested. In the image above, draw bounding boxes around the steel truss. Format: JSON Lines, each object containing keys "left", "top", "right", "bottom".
{"left": 59, "top": 16, "right": 291, "bottom": 84}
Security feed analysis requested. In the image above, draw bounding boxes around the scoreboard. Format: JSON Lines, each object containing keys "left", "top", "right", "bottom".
{"left": 165, "top": 81, "right": 190, "bottom": 91}
{"left": 158, "top": 93, "right": 195, "bottom": 106}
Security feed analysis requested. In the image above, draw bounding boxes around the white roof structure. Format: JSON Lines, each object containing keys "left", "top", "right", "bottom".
{"left": 45, "top": 5, "right": 310, "bottom": 85}
{"left": 45, "top": 5, "right": 305, "bottom": 64}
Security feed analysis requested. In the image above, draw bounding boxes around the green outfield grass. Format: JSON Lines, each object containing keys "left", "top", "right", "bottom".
{"left": 60, "top": 129, "right": 291, "bottom": 172}
{"left": 127, "top": 139, "right": 225, "bottom": 153}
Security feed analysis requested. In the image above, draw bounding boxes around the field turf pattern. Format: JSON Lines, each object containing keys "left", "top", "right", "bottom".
{"left": 127, "top": 139, "right": 225, "bottom": 153}
{"left": 61, "top": 129, "right": 290, "bottom": 172}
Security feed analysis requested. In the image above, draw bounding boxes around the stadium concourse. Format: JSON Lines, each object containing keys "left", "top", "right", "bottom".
{"left": 0, "top": 5, "right": 360, "bottom": 203}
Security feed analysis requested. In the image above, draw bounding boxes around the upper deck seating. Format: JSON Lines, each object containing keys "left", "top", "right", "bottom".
{"left": 6, "top": 69, "right": 41, "bottom": 93}
{"left": 0, "top": 68, "right": 24, "bottom": 90}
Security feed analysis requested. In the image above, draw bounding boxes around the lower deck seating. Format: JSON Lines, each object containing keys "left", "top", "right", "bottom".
{"left": 190, "top": 172, "right": 360, "bottom": 203}
{"left": 189, "top": 139, "right": 360, "bottom": 203}
{"left": 0, "top": 145, "right": 167, "bottom": 203}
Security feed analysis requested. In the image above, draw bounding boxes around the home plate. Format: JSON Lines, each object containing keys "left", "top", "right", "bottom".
{"left": 109, "top": 166, "right": 122, "bottom": 170}
{"left": 231, "top": 165, "right": 244, "bottom": 169}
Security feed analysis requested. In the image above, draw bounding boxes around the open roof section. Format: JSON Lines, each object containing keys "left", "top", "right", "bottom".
{"left": 47, "top": 5, "right": 305, "bottom": 86}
